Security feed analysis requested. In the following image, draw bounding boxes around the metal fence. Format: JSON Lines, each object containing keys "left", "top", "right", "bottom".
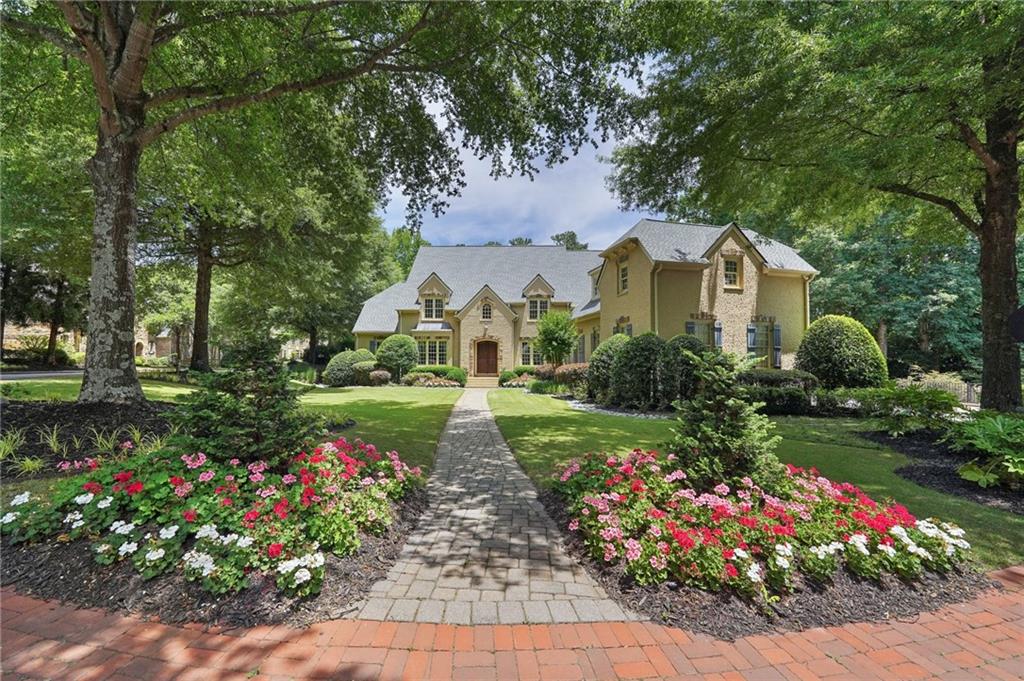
{"left": 898, "top": 378, "right": 981, "bottom": 405}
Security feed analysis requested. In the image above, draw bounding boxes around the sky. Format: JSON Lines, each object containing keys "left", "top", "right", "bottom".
{"left": 380, "top": 133, "right": 659, "bottom": 252}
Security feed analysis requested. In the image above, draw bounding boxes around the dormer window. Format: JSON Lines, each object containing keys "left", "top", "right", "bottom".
{"left": 481, "top": 303, "right": 492, "bottom": 321}
{"left": 724, "top": 258, "right": 742, "bottom": 288}
{"left": 528, "top": 298, "right": 549, "bottom": 321}
{"left": 423, "top": 298, "right": 444, "bottom": 320}
{"left": 617, "top": 256, "right": 629, "bottom": 293}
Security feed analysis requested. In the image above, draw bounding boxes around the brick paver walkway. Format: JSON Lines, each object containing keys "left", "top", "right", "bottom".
{"left": 352, "top": 389, "right": 631, "bottom": 625}
{"left": 2, "top": 569, "right": 1022, "bottom": 680}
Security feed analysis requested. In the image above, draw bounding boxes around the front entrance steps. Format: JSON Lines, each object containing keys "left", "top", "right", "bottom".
{"left": 465, "top": 376, "right": 499, "bottom": 388}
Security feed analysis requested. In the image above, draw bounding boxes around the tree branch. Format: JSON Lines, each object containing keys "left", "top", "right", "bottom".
{"left": 111, "top": 2, "right": 162, "bottom": 98}
{"left": 876, "top": 183, "right": 981, "bottom": 234}
{"left": 58, "top": 1, "right": 119, "bottom": 135}
{"left": 951, "top": 115, "right": 1001, "bottom": 177}
{"left": 0, "top": 14, "right": 85, "bottom": 60}
{"left": 137, "top": 3, "right": 441, "bottom": 146}
{"left": 153, "top": 0, "right": 346, "bottom": 47}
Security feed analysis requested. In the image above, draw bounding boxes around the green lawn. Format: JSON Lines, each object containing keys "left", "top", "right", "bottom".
{"left": 1, "top": 380, "right": 461, "bottom": 475}
{"left": 488, "top": 390, "right": 1024, "bottom": 569}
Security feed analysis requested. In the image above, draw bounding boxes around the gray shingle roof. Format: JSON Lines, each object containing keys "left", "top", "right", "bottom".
{"left": 354, "top": 246, "right": 602, "bottom": 332}
{"left": 604, "top": 219, "right": 817, "bottom": 273}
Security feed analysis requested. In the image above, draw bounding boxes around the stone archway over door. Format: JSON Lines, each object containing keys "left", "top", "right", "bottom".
{"left": 476, "top": 340, "right": 498, "bottom": 375}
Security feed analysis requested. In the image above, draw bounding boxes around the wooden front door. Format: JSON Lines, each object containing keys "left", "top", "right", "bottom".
{"left": 476, "top": 341, "right": 498, "bottom": 375}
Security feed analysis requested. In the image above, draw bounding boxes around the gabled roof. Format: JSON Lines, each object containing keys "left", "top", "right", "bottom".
{"left": 455, "top": 285, "right": 516, "bottom": 320}
{"left": 416, "top": 272, "right": 453, "bottom": 298}
{"left": 601, "top": 219, "right": 817, "bottom": 274}
{"left": 522, "top": 274, "right": 555, "bottom": 298}
{"left": 354, "top": 246, "right": 601, "bottom": 333}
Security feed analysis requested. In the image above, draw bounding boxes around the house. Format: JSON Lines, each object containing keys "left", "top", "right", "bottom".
{"left": 353, "top": 219, "right": 817, "bottom": 379}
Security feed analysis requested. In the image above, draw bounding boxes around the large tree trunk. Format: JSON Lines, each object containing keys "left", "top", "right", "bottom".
{"left": 307, "top": 326, "right": 319, "bottom": 365}
{"left": 875, "top": 320, "right": 888, "bottom": 359}
{"left": 46, "top": 278, "right": 65, "bottom": 366}
{"left": 0, "top": 261, "right": 10, "bottom": 362}
{"left": 78, "top": 132, "right": 145, "bottom": 403}
{"left": 189, "top": 224, "right": 214, "bottom": 372}
{"left": 977, "top": 104, "right": 1021, "bottom": 412}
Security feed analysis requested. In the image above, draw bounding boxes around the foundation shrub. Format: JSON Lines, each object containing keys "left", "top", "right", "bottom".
{"left": 352, "top": 360, "right": 378, "bottom": 386}
{"left": 375, "top": 335, "right": 418, "bottom": 379}
{"left": 368, "top": 370, "right": 392, "bottom": 386}
{"left": 796, "top": 315, "right": 888, "bottom": 388}
{"left": 412, "top": 365, "right": 467, "bottom": 385}
{"left": 498, "top": 370, "right": 518, "bottom": 386}
{"left": 587, "top": 334, "right": 629, "bottom": 403}
{"left": 323, "top": 349, "right": 375, "bottom": 387}
{"left": 528, "top": 379, "right": 561, "bottom": 395}
{"left": 401, "top": 371, "right": 435, "bottom": 386}
{"left": 513, "top": 366, "right": 538, "bottom": 376}
{"left": 610, "top": 333, "right": 666, "bottom": 410}
{"left": 533, "top": 363, "right": 556, "bottom": 381}
{"left": 658, "top": 333, "right": 706, "bottom": 408}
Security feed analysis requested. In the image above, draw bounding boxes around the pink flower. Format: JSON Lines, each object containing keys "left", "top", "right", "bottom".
{"left": 282, "top": 474, "right": 297, "bottom": 485}
{"left": 181, "top": 452, "right": 207, "bottom": 469}
{"left": 249, "top": 472, "right": 264, "bottom": 483}
{"left": 198, "top": 470, "right": 215, "bottom": 483}
{"left": 120, "top": 441, "right": 134, "bottom": 450}
{"left": 714, "top": 483, "right": 730, "bottom": 496}
{"left": 256, "top": 485, "right": 277, "bottom": 498}
{"left": 174, "top": 482, "right": 193, "bottom": 497}
{"left": 625, "top": 538, "right": 642, "bottom": 562}
{"left": 225, "top": 475, "right": 235, "bottom": 481}
{"left": 568, "top": 519, "right": 580, "bottom": 531}
{"left": 229, "top": 458, "right": 240, "bottom": 466}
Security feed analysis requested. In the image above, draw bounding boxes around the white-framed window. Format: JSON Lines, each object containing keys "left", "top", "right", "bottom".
{"left": 724, "top": 258, "right": 741, "bottom": 288}
{"left": 418, "top": 339, "right": 448, "bottom": 365}
{"left": 618, "top": 256, "right": 629, "bottom": 293}
{"left": 528, "top": 298, "right": 549, "bottom": 321}
{"left": 423, "top": 298, "right": 444, "bottom": 320}
{"left": 521, "top": 341, "right": 542, "bottom": 365}
{"left": 369, "top": 338, "right": 382, "bottom": 352}
{"left": 590, "top": 328, "right": 600, "bottom": 353}
{"left": 481, "top": 303, "right": 492, "bottom": 321}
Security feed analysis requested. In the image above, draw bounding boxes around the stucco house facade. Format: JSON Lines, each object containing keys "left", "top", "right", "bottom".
{"left": 353, "top": 219, "right": 817, "bottom": 378}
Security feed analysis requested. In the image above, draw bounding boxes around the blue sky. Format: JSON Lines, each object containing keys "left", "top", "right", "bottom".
{"left": 381, "top": 134, "right": 659, "bottom": 251}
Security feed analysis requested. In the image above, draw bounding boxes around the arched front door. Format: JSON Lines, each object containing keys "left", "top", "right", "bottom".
{"left": 476, "top": 341, "right": 498, "bottom": 376}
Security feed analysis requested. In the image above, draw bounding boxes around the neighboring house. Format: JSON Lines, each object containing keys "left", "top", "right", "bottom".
{"left": 353, "top": 219, "right": 817, "bottom": 377}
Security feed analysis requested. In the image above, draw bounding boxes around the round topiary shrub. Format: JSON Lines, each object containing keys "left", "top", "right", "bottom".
{"left": 368, "top": 369, "right": 392, "bottom": 386}
{"left": 658, "top": 333, "right": 706, "bottom": 408}
{"left": 587, "top": 333, "right": 629, "bottom": 402}
{"left": 323, "top": 348, "right": 376, "bottom": 386}
{"left": 352, "top": 360, "right": 378, "bottom": 386}
{"left": 796, "top": 315, "right": 888, "bottom": 388}
{"left": 375, "top": 334, "right": 418, "bottom": 379}
{"left": 610, "top": 332, "right": 667, "bottom": 410}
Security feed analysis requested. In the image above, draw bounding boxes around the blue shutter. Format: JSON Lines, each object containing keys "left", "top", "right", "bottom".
{"left": 773, "top": 324, "right": 782, "bottom": 369}
{"left": 747, "top": 324, "right": 757, "bottom": 356}
{"left": 713, "top": 321, "right": 723, "bottom": 348}
{"left": 685, "top": 321, "right": 696, "bottom": 336}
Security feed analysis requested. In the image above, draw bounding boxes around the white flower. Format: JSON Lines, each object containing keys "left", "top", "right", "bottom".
{"left": 300, "top": 552, "right": 325, "bottom": 568}
{"left": 915, "top": 520, "right": 942, "bottom": 539}
{"left": 890, "top": 526, "right": 912, "bottom": 544}
{"left": 775, "top": 556, "right": 791, "bottom": 570}
{"left": 72, "top": 520, "right": 85, "bottom": 529}
{"left": 848, "top": 533, "right": 870, "bottom": 556}
{"left": 110, "top": 520, "right": 135, "bottom": 535}
{"left": 64, "top": 511, "right": 83, "bottom": 525}
{"left": 97, "top": 497, "right": 113, "bottom": 509}
{"left": 277, "top": 558, "right": 301, "bottom": 574}
{"left": 941, "top": 522, "right": 966, "bottom": 538}
{"left": 774, "top": 543, "right": 793, "bottom": 558}
{"left": 183, "top": 550, "right": 216, "bottom": 576}
{"left": 732, "top": 548, "right": 749, "bottom": 560}
{"left": 195, "top": 524, "right": 219, "bottom": 540}
{"left": 118, "top": 541, "right": 139, "bottom": 557}
{"left": 746, "top": 563, "right": 762, "bottom": 583}
{"left": 145, "top": 548, "right": 166, "bottom": 562}
{"left": 95, "top": 543, "right": 111, "bottom": 553}
{"left": 159, "top": 525, "right": 179, "bottom": 540}
{"left": 219, "top": 533, "right": 238, "bottom": 545}
{"left": 293, "top": 568, "right": 312, "bottom": 585}
{"left": 236, "top": 535, "right": 254, "bottom": 549}
{"left": 1, "top": 512, "right": 18, "bottom": 524}
{"left": 74, "top": 493, "right": 94, "bottom": 505}
{"left": 877, "top": 544, "right": 896, "bottom": 557}
{"left": 10, "top": 492, "right": 30, "bottom": 506}
{"left": 907, "top": 543, "right": 932, "bottom": 561}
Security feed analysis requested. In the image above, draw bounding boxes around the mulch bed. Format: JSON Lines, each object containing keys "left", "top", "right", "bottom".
{"left": 0, "top": 487, "right": 428, "bottom": 629}
{"left": 0, "top": 400, "right": 175, "bottom": 478}
{"left": 862, "top": 430, "right": 1024, "bottom": 516}
{"left": 539, "top": 489, "right": 998, "bottom": 641}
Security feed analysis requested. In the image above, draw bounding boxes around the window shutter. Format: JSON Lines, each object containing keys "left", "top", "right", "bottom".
{"left": 747, "top": 324, "right": 757, "bottom": 355}
{"left": 685, "top": 321, "right": 696, "bottom": 336}
{"left": 713, "top": 321, "right": 723, "bottom": 348}
{"left": 773, "top": 324, "right": 782, "bottom": 369}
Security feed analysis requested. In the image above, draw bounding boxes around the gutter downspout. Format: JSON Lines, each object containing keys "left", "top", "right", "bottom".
{"left": 652, "top": 264, "right": 663, "bottom": 336}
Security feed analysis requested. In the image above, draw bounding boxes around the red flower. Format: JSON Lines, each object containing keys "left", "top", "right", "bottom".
{"left": 182, "top": 509, "right": 198, "bottom": 522}
{"left": 221, "top": 497, "right": 233, "bottom": 507}
{"left": 724, "top": 563, "right": 739, "bottom": 579}
{"left": 244, "top": 510, "right": 260, "bottom": 523}
{"left": 630, "top": 479, "right": 645, "bottom": 493}
{"left": 169, "top": 476, "right": 185, "bottom": 486}
{"left": 722, "top": 548, "right": 735, "bottom": 560}
{"left": 113, "top": 471, "right": 133, "bottom": 483}
{"left": 267, "top": 543, "right": 283, "bottom": 558}
{"left": 125, "top": 481, "right": 143, "bottom": 495}
{"left": 82, "top": 481, "right": 103, "bottom": 494}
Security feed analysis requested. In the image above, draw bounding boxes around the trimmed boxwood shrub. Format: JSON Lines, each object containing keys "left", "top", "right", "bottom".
{"left": 402, "top": 371, "right": 435, "bottom": 385}
{"left": 611, "top": 332, "right": 666, "bottom": 410}
{"left": 323, "top": 348, "right": 376, "bottom": 387}
{"left": 411, "top": 365, "right": 467, "bottom": 386}
{"left": 743, "top": 386, "right": 813, "bottom": 415}
{"left": 738, "top": 368, "right": 819, "bottom": 391}
{"left": 375, "top": 335, "right": 418, "bottom": 379}
{"left": 498, "top": 370, "right": 518, "bottom": 386}
{"left": 352, "top": 360, "right": 378, "bottom": 386}
{"left": 587, "top": 334, "right": 629, "bottom": 402}
{"left": 513, "top": 366, "right": 538, "bottom": 376}
{"left": 368, "top": 369, "right": 392, "bottom": 386}
{"left": 658, "top": 333, "right": 706, "bottom": 408}
{"left": 796, "top": 315, "right": 887, "bottom": 389}
{"left": 528, "top": 379, "right": 561, "bottom": 394}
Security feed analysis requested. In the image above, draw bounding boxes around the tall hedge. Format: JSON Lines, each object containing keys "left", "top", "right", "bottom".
{"left": 795, "top": 315, "right": 888, "bottom": 388}
{"left": 375, "top": 334, "right": 419, "bottom": 379}
{"left": 610, "top": 332, "right": 666, "bottom": 410}
{"left": 587, "top": 333, "right": 629, "bottom": 402}
{"left": 658, "top": 333, "right": 706, "bottom": 408}
{"left": 323, "top": 348, "right": 376, "bottom": 386}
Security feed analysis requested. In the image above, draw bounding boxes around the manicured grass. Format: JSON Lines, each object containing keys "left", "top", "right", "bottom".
{"left": 302, "top": 386, "right": 462, "bottom": 472}
{"left": 488, "top": 390, "right": 1024, "bottom": 569}
{"left": 1, "top": 380, "right": 462, "bottom": 474}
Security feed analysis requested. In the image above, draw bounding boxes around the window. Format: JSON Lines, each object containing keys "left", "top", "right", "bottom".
{"left": 618, "top": 261, "right": 629, "bottom": 293}
{"left": 573, "top": 335, "right": 585, "bottom": 363}
{"left": 481, "top": 303, "right": 492, "bottom": 321}
{"left": 590, "top": 328, "right": 600, "bottom": 354}
{"left": 724, "top": 258, "right": 740, "bottom": 288}
{"left": 521, "top": 342, "right": 542, "bottom": 365}
{"left": 369, "top": 338, "right": 382, "bottom": 352}
{"left": 418, "top": 339, "right": 448, "bottom": 365}
{"left": 528, "top": 298, "right": 549, "bottom": 321}
{"left": 423, "top": 298, "right": 444, "bottom": 320}
{"left": 625, "top": 323, "right": 633, "bottom": 337}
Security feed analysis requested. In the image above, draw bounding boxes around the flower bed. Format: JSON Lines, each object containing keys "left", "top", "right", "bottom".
{"left": 2, "top": 436, "right": 423, "bottom": 599}
{"left": 554, "top": 449, "right": 972, "bottom": 601}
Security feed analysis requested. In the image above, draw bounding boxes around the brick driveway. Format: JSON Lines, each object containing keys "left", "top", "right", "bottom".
{"left": 353, "top": 389, "right": 630, "bottom": 625}
{"left": 2, "top": 569, "right": 1022, "bottom": 680}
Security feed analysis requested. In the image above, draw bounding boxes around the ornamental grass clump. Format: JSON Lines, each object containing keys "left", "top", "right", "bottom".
{"left": 553, "top": 450, "right": 972, "bottom": 602}
{"left": 1, "top": 436, "right": 423, "bottom": 597}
